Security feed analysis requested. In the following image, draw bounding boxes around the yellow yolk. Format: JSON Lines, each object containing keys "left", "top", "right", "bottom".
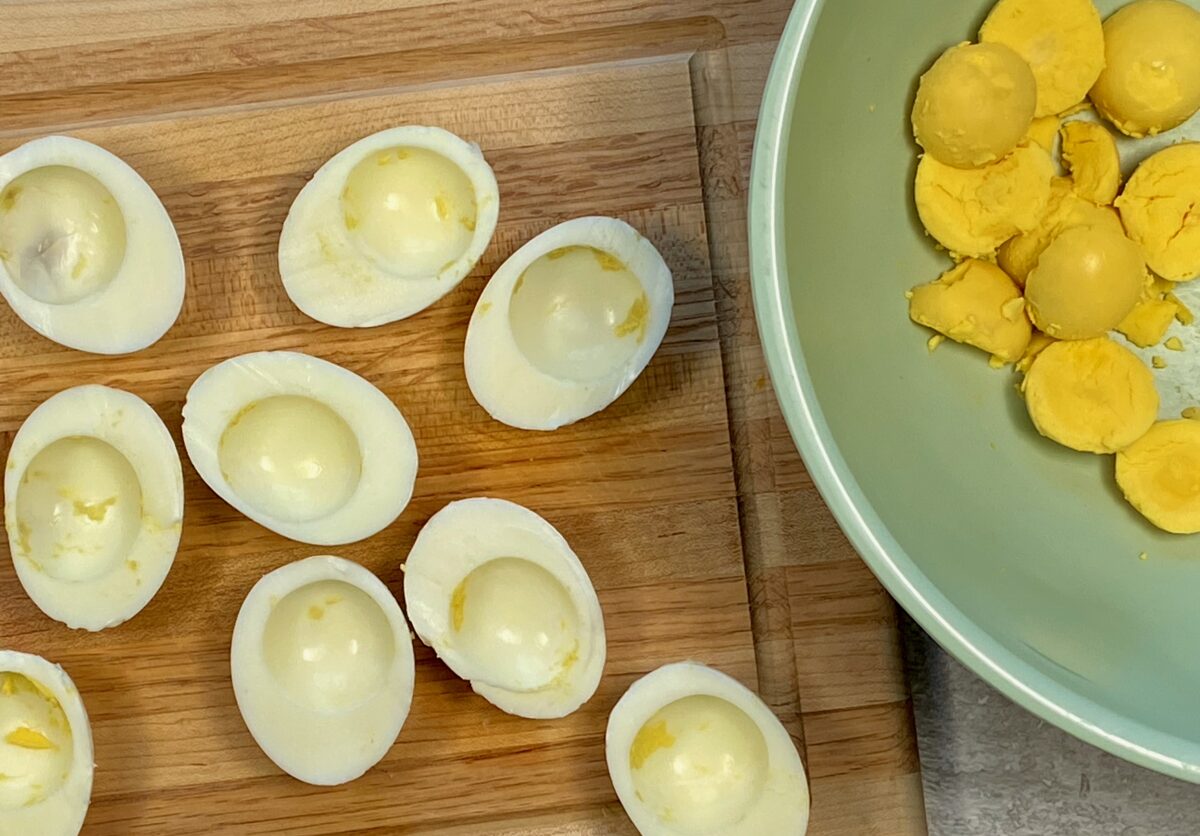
{"left": 1060, "top": 120, "right": 1122, "bottom": 206}
{"left": 1116, "top": 142, "right": 1200, "bottom": 282}
{"left": 1024, "top": 224, "right": 1145, "bottom": 339}
{"left": 908, "top": 259, "right": 1032, "bottom": 363}
{"left": 912, "top": 41, "right": 1037, "bottom": 169}
{"left": 1090, "top": 0, "right": 1200, "bottom": 138}
{"left": 1023, "top": 337, "right": 1158, "bottom": 454}
{"left": 1117, "top": 296, "right": 1178, "bottom": 348}
{"left": 1117, "top": 420, "right": 1200, "bottom": 533}
{"left": 1024, "top": 115, "right": 1061, "bottom": 152}
{"left": 1016, "top": 331, "right": 1057, "bottom": 375}
{"left": 915, "top": 142, "right": 1054, "bottom": 258}
{"left": 980, "top": 0, "right": 1106, "bottom": 117}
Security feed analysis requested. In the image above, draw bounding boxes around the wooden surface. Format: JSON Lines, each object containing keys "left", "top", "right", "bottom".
{"left": 0, "top": 2, "right": 927, "bottom": 834}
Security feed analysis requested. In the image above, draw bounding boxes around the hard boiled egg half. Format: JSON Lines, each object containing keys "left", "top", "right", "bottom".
{"left": 0, "top": 650, "right": 93, "bottom": 835}
{"left": 182, "top": 351, "right": 417, "bottom": 545}
{"left": 465, "top": 216, "right": 673, "bottom": 430}
{"left": 0, "top": 136, "right": 184, "bottom": 354}
{"left": 231, "top": 556, "right": 415, "bottom": 785}
{"left": 607, "top": 662, "right": 810, "bottom": 836}
{"left": 404, "top": 498, "right": 605, "bottom": 718}
{"left": 4, "top": 385, "right": 184, "bottom": 631}
{"left": 278, "top": 125, "right": 499, "bottom": 327}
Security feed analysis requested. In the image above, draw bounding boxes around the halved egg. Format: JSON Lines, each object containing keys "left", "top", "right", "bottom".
{"left": 278, "top": 126, "right": 499, "bottom": 327}
{"left": 230, "top": 556, "right": 415, "bottom": 785}
{"left": 4, "top": 385, "right": 183, "bottom": 631}
{"left": 0, "top": 136, "right": 184, "bottom": 354}
{"left": 464, "top": 216, "right": 673, "bottom": 431}
{"left": 181, "top": 351, "right": 417, "bottom": 545}
{"left": 403, "top": 498, "right": 605, "bottom": 718}
{"left": 606, "top": 662, "right": 809, "bottom": 836}
{"left": 0, "top": 650, "right": 93, "bottom": 835}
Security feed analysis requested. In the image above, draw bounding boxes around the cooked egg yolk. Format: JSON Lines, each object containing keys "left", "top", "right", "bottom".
{"left": 1090, "top": 0, "right": 1200, "bottom": 138}
{"left": 1117, "top": 420, "right": 1200, "bottom": 533}
{"left": 509, "top": 245, "right": 650, "bottom": 382}
{"left": 0, "top": 166, "right": 126, "bottom": 305}
{"left": 1022, "top": 337, "right": 1158, "bottom": 453}
{"left": 218, "top": 396, "right": 361, "bottom": 524}
{"left": 911, "top": 42, "right": 1037, "bottom": 169}
{"left": 15, "top": 436, "right": 142, "bottom": 583}
{"left": 340, "top": 146, "right": 477, "bottom": 279}
{"left": 629, "top": 695, "right": 768, "bottom": 833}
{"left": 914, "top": 142, "right": 1053, "bottom": 258}
{"left": 449, "top": 557, "right": 579, "bottom": 692}
{"left": 1060, "top": 120, "right": 1122, "bottom": 206}
{"left": 1117, "top": 295, "right": 1177, "bottom": 348}
{"left": 1025, "top": 225, "right": 1145, "bottom": 339}
{"left": 263, "top": 580, "right": 395, "bottom": 712}
{"left": 0, "top": 672, "right": 73, "bottom": 809}
{"left": 907, "top": 259, "right": 1031, "bottom": 363}
{"left": 1116, "top": 143, "right": 1200, "bottom": 282}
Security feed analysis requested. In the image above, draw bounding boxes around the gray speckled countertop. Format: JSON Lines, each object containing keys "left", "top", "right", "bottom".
{"left": 901, "top": 615, "right": 1200, "bottom": 836}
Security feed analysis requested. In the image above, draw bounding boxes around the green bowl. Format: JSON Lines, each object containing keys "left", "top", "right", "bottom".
{"left": 750, "top": 0, "right": 1200, "bottom": 782}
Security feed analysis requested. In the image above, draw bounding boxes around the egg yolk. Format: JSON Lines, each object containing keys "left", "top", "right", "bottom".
{"left": 218, "top": 396, "right": 362, "bottom": 524}
{"left": 1024, "top": 224, "right": 1145, "bottom": 339}
{"left": 629, "top": 695, "right": 769, "bottom": 833}
{"left": 340, "top": 146, "right": 477, "bottom": 279}
{"left": 907, "top": 258, "right": 1031, "bottom": 363}
{"left": 1117, "top": 420, "right": 1200, "bottom": 533}
{"left": 915, "top": 142, "right": 1053, "bottom": 258}
{"left": 1060, "top": 120, "right": 1122, "bottom": 206}
{"left": 1090, "top": 0, "right": 1200, "bottom": 138}
{"left": 508, "top": 245, "right": 649, "bottom": 382}
{"left": 0, "top": 673, "right": 73, "bottom": 810}
{"left": 449, "top": 557, "right": 579, "bottom": 693}
{"left": 1116, "top": 142, "right": 1200, "bottom": 282}
{"left": 262, "top": 580, "right": 395, "bottom": 712}
{"left": 911, "top": 41, "right": 1037, "bottom": 169}
{"left": 0, "top": 166, "right": 127, "bottom": 305}
{"left": 1022, "top": 337, "right": 1158, "bottom": 454}
{"left": 980, "top": 0, "right": 1106, "bottom": 117}
{"left": 14, "top": 436, "right": 142, "bottom": 583}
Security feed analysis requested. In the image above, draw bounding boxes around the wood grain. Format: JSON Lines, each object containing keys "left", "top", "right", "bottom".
{"left": 0, "top": 4, "right": 928, "bottom": 834}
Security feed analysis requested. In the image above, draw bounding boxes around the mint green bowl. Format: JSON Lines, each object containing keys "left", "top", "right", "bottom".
{"left": 750, "top": 0, "right": 1200, "bottom": 782}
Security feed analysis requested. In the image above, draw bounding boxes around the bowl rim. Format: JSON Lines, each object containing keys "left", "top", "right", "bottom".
{"left": 747, "top": 0, "right": 1200, "bottom": 784}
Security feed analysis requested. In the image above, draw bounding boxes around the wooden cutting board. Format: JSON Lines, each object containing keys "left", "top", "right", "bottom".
{"left": 0, "top": 2, "right": 927, "bottom": 834}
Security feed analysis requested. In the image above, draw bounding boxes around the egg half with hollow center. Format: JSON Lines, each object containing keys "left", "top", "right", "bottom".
{"left": 278, "top": 125, "right": 499, "bottom": 327}
{"left": 0, "top": 650, "right": 93, "bottom": 835}
{"left": 231, "top": 555, "right": 415, "bottom": 785}
{"left": 5, "top": 385, "right": 183, "bottom": 631}
{"left": 607, "top": 662, "right": 810, "bottom": 836}
{"left": 465, "top": 216, "right": 673, "bottom": 430}
{"left": 0, "top": 136, "right": 184, "bottom": 354}
{"left": 182, "top": 351, "right": 417, "bottom": 545}
{"left": 403, "top": 498, "right": 605, "bottom": 718}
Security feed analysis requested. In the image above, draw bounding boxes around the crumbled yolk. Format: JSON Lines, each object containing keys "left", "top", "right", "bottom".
{"left": 614, "top": 293, "right": 650, "bottom": 343}
{"left": 5, "top": 727, "right": 55, "bottom": 750}
{"left": 1060, "top": 120, "right": 1122, "bottom": 205}
{"left": 908, "top": 258, "right": 1032, "bottom": 363}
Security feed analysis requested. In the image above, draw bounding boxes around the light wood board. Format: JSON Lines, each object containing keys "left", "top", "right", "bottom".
{"left": 0, "top": 4, "right": 928, "bottom": 834}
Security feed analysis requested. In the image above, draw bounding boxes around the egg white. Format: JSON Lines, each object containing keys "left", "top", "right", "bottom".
{"left": 404, "top": 498, "right": 606, "bottom": 719}
{"left": 181, "top": 351, "right": 417, "bottom": 545}
{"left": 4, "top": 385, "right": 183, "bottom": 631}
{"left": 0, "top": 135, "right": 184, "bottom": 354}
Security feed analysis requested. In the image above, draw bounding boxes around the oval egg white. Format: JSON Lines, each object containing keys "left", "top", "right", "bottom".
{"left": 0, "top": 136, "right": 184, "bottom": 354}
{"left": 464, "top": 216, "right": 673, "bottom": 430}
{"left": 278, "top": 125, "right": 500, "bottom": 327}
{"left": 404, "top": 498, "right": 606, "bottom": 719}
{"left": 230, "top": 556, "right": 415, "bottom": 785}
{"left": 4, "top": 385, "right": 184, "bottom": 631}
{"left": 606, "top": 662, "right": 810, "bottom": 836}
{"left": 181, "top": 351, "right": 417, "bottom": 545}
{"left": 0, "top": 650, "right": 93, "bottom": 836}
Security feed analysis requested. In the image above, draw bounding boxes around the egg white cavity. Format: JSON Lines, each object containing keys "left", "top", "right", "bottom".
{"left": 279, "top": 126, "right": 499, "bottom": 327}
{"left": 231, "top": 556, "right": 415, "bottom": 786}
{"left": 182, "top": 351, "right": 417, "bottom": 545}
{"left": 404, "top": 498, "right": 606, "bottom": 718}
{"left": 0, "top": 136, "right": 184, "bottom": 354}
{"left": 606, "top": 662, "right": 810, "bottom": 836}
{"left": 4, "top": 385, "right": 184, "bottom": 631}
{"left": 0, "top": 651, "right": 93, "bottom": 836}
{"left": 465, "top": 217, "right": 673, "bottom": 431}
